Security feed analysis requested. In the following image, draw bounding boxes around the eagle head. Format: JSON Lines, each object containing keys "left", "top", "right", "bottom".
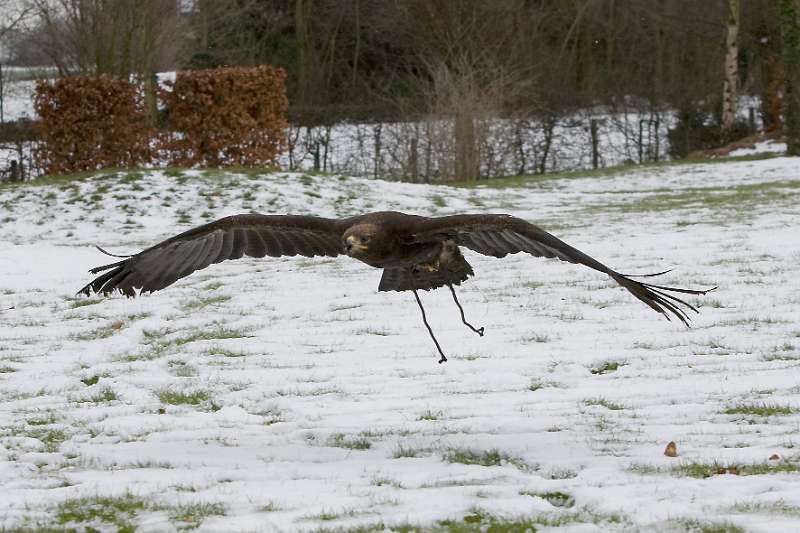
{"left": 343, "top": 223, "right": 380, "bottom": 257}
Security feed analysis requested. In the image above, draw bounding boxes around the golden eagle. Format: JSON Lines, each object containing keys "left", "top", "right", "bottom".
{"left": 79, "top": 211, "right": 714, "bottom": 363}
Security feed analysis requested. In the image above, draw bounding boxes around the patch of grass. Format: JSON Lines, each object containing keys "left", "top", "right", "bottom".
{"left": 250, "top": 406, "right": 284, "bottom": 425}
{"left": 520, "top": 490, "right": 575, "bottom": 508}
{"left": 167, "top": 501, "right": 226, "bottom": 529}
{"left": 544, "top": 467, "right": 578, "bottom": 480}
{"left": 371, "top": 476, "right": 404, "bottom": 488}
{"left": 585, "top": 175, "right": 800, "bottom": 217}
{"left": 589, "top": 360, "right": 627, "bottom": 375}
{"left": 731, "top": 500, "right": 800, "bottom": 516}
{"left": 307, "top": 508, "right": 359, "bottom": 522}
{"left": 0, "top": 365, "right": 17, "bottom": 373}
{"left": 631, "top": 459, "right": 800, "bottom": 478}
{"left": 353, "top": 327, "right": 393, "bottom": 336}
{"left": 174, "top": 325, "right": 254, "bottom": 345}
{"left": 522, "top": 333, "right": 551, "bottom": 343}
{"left": 56, "top": 494, "right": 146, "bottom": 532}
{"left": 181, "top": 294, "right": 232, "bottom": 311}
{"left": 442, "top": 448, "right": 531, "bottom": 471}
{"left": 170, "top": 360, "right": 198, "bottom": 377}
{"left": 702, "top": 298, "right": 726, "bottom": 309}
{"left": 205, "top": 345, "right": 249, "bottom": 358}
{"left": 671, "top": 518, "right": 745, "bottom": 533}
{"left": 80, "top": 375, "right": 101, "bottom": 386}
{"left": 583, "top": 397, "right": 626, "bottom": 410}
{"left": 26, "top": 412, "right": 58, "bottom": 426}
{"left": 447, "top": 153, "right": 779, "bottom": 190}
{"left": 157, "top": 390, "right": 210, "bottom": 406}
{"left": 258, "top": 501, "right": 282, "bottom": 512}
{"left": 392, "top": 445, "right": 429, "bottom": 459}
{"left": 26, "top": 427, "right": 67, "bottom": 453}
{"left": 528, "top": 378, "right": 559, "bottom": 392}
{"left": 328, "top": 433, "right": 372, "bottom": 450}
{"left": 718, "top": 315, "right": 788, "bottom": 327}
{"left": 88, "top": 387, "right": 118, "bottom": 403}
{"left": 71, "top": 319, "right": 126, "bottom": 341}
{"left": 68, "top": 298, "right": 103, "bottom": 309}
{"left": 417, "top": 409, "right": 443, "bottom": 421}
{"left": 723, "top": 403, "right": 794, "bottom": 417}
{"left": 430, "top": 194, "right": 447, "bottom": 208}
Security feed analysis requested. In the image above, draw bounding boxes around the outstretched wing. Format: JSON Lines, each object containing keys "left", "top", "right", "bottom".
{"left": 79, "top": 214, "right": 347, "bottom": 297}
{"left": 407, "top": 214, "right": 715, "bottom": 325}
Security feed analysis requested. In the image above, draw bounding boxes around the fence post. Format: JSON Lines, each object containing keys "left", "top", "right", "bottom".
{"left": 409, "top": 136, "right": 419, "bottom": 182}
{"left": 0, "top": 63, "right": 5, "bottom": 123}
{"left": 748, "top": 107, "right": 756, "bottom": 133}
{"left": 590, "top": 118, "right": 599, "bottom": 169}
{"left": 653, "top": 113, "right": 661, "bottom": 162}
{"left": 638, "top": 119, "right": 645, "bottom": 164}
{"left": 10, "top": 160, "right": 19, "bottom": 182}
{"left": 373, "top": 123, "right": 382, "bottom": 179}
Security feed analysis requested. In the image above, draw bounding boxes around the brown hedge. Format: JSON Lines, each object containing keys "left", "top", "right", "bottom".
{"left": 160, "top": 66, "right": 288, "bottom": 167}
{"left": 33, "top": 76, "right": 151, "bottom": 175}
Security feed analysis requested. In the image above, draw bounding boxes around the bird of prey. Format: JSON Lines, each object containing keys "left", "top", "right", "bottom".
{"left": 79, "top": 211, "right": 714, "bottom": 363}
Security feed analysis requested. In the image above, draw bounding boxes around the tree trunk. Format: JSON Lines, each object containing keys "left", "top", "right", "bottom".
{"left": 778, "top": 0, "right": 800, "bottom": 155}
{"left": 295, "top": 0, "right": 310, "bottom": 107}
{"left": 454, "top": 108, "right": 478, "bottom": 181}
{"left": 722, "top": 0, "right": 740, "bottom": 132}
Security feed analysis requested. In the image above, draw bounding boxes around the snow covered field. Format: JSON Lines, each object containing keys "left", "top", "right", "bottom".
{"left": 0, "top": 157, "right": 799, "bottom": 531}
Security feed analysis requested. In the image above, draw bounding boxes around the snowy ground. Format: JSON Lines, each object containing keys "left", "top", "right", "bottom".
{"left": 0, "top": 157, "right": 799, "bottom": 532}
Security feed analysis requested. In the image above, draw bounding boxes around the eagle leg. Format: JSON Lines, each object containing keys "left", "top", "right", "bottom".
{"left": 412, "top": 289, "right": 447, "bottom": 364}
{"left": 448, "top": 283, "right": 484, "bottom": 337}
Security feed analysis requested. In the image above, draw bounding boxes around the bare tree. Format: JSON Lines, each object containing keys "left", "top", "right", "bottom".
{"left": 0, "top": 1, "right": 33, "bottom": 41}
{"left": 722, "top": 0, "right": 740, "bottom": 131}
{"left": 24, "top": 0, "right": 181, "bottom": 78}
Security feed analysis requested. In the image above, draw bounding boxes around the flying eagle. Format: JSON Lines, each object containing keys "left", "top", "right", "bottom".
{"left": 79, "top": 211, "right": 714, "bottom": 363}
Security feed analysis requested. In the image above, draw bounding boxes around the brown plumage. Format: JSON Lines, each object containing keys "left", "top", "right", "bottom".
{"left": 79, "top": 211, "right": 715, "bottom": 362}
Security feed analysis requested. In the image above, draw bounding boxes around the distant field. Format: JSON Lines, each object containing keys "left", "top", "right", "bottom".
{"left": 1, "top": 158, "right": 799, "bottom": 532}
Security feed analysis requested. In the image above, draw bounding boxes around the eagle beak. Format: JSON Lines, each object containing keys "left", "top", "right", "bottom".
{"left": 345, "top": 235, "right": 368, "bottom": 254}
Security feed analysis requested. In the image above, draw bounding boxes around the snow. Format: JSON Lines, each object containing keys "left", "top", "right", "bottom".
{"left": 729, "top": 140, "right": 788, "bottom": 157}
{"left": 0, "top": 157, "right": 799, "bottom": 531}
{"left": 0, "top": 77, "right": 36, "bottom": 121}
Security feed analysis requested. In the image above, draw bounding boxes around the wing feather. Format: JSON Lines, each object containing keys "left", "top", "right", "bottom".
{"left": 213, "top": 230, "right": 234, "bottom": 264}
{"left": 274, "top": 232, "right": 298, "bottom": 256}
{"left": 288, "top": 231, "right": 316, "bottom": 257}
{"left": 231, "top": 228, "right": 247, "bottom": 260}
{"left": 78, "top": 214, "right": 347, "bottom": 297}
{"left": 245, "top": 228, "right": 268, "bottom": 258}
{"left": 408, "top": 214, "right": 714, "bottom": 325}
{"left": 196, "top": 230, "right": 223, "bottom": 270}
{"left": 257, "top": 228, "right": 282, "bottom": 257}
{"left": 299, "top": 231, "right": 325, "bottom": 256}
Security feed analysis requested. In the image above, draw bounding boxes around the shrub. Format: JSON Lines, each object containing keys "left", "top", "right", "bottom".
{"left": 33, "top": 75, "right": 151, "bottom": 175}
{"left": 159, "top": 65, "right": 288, "bottom": 167}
